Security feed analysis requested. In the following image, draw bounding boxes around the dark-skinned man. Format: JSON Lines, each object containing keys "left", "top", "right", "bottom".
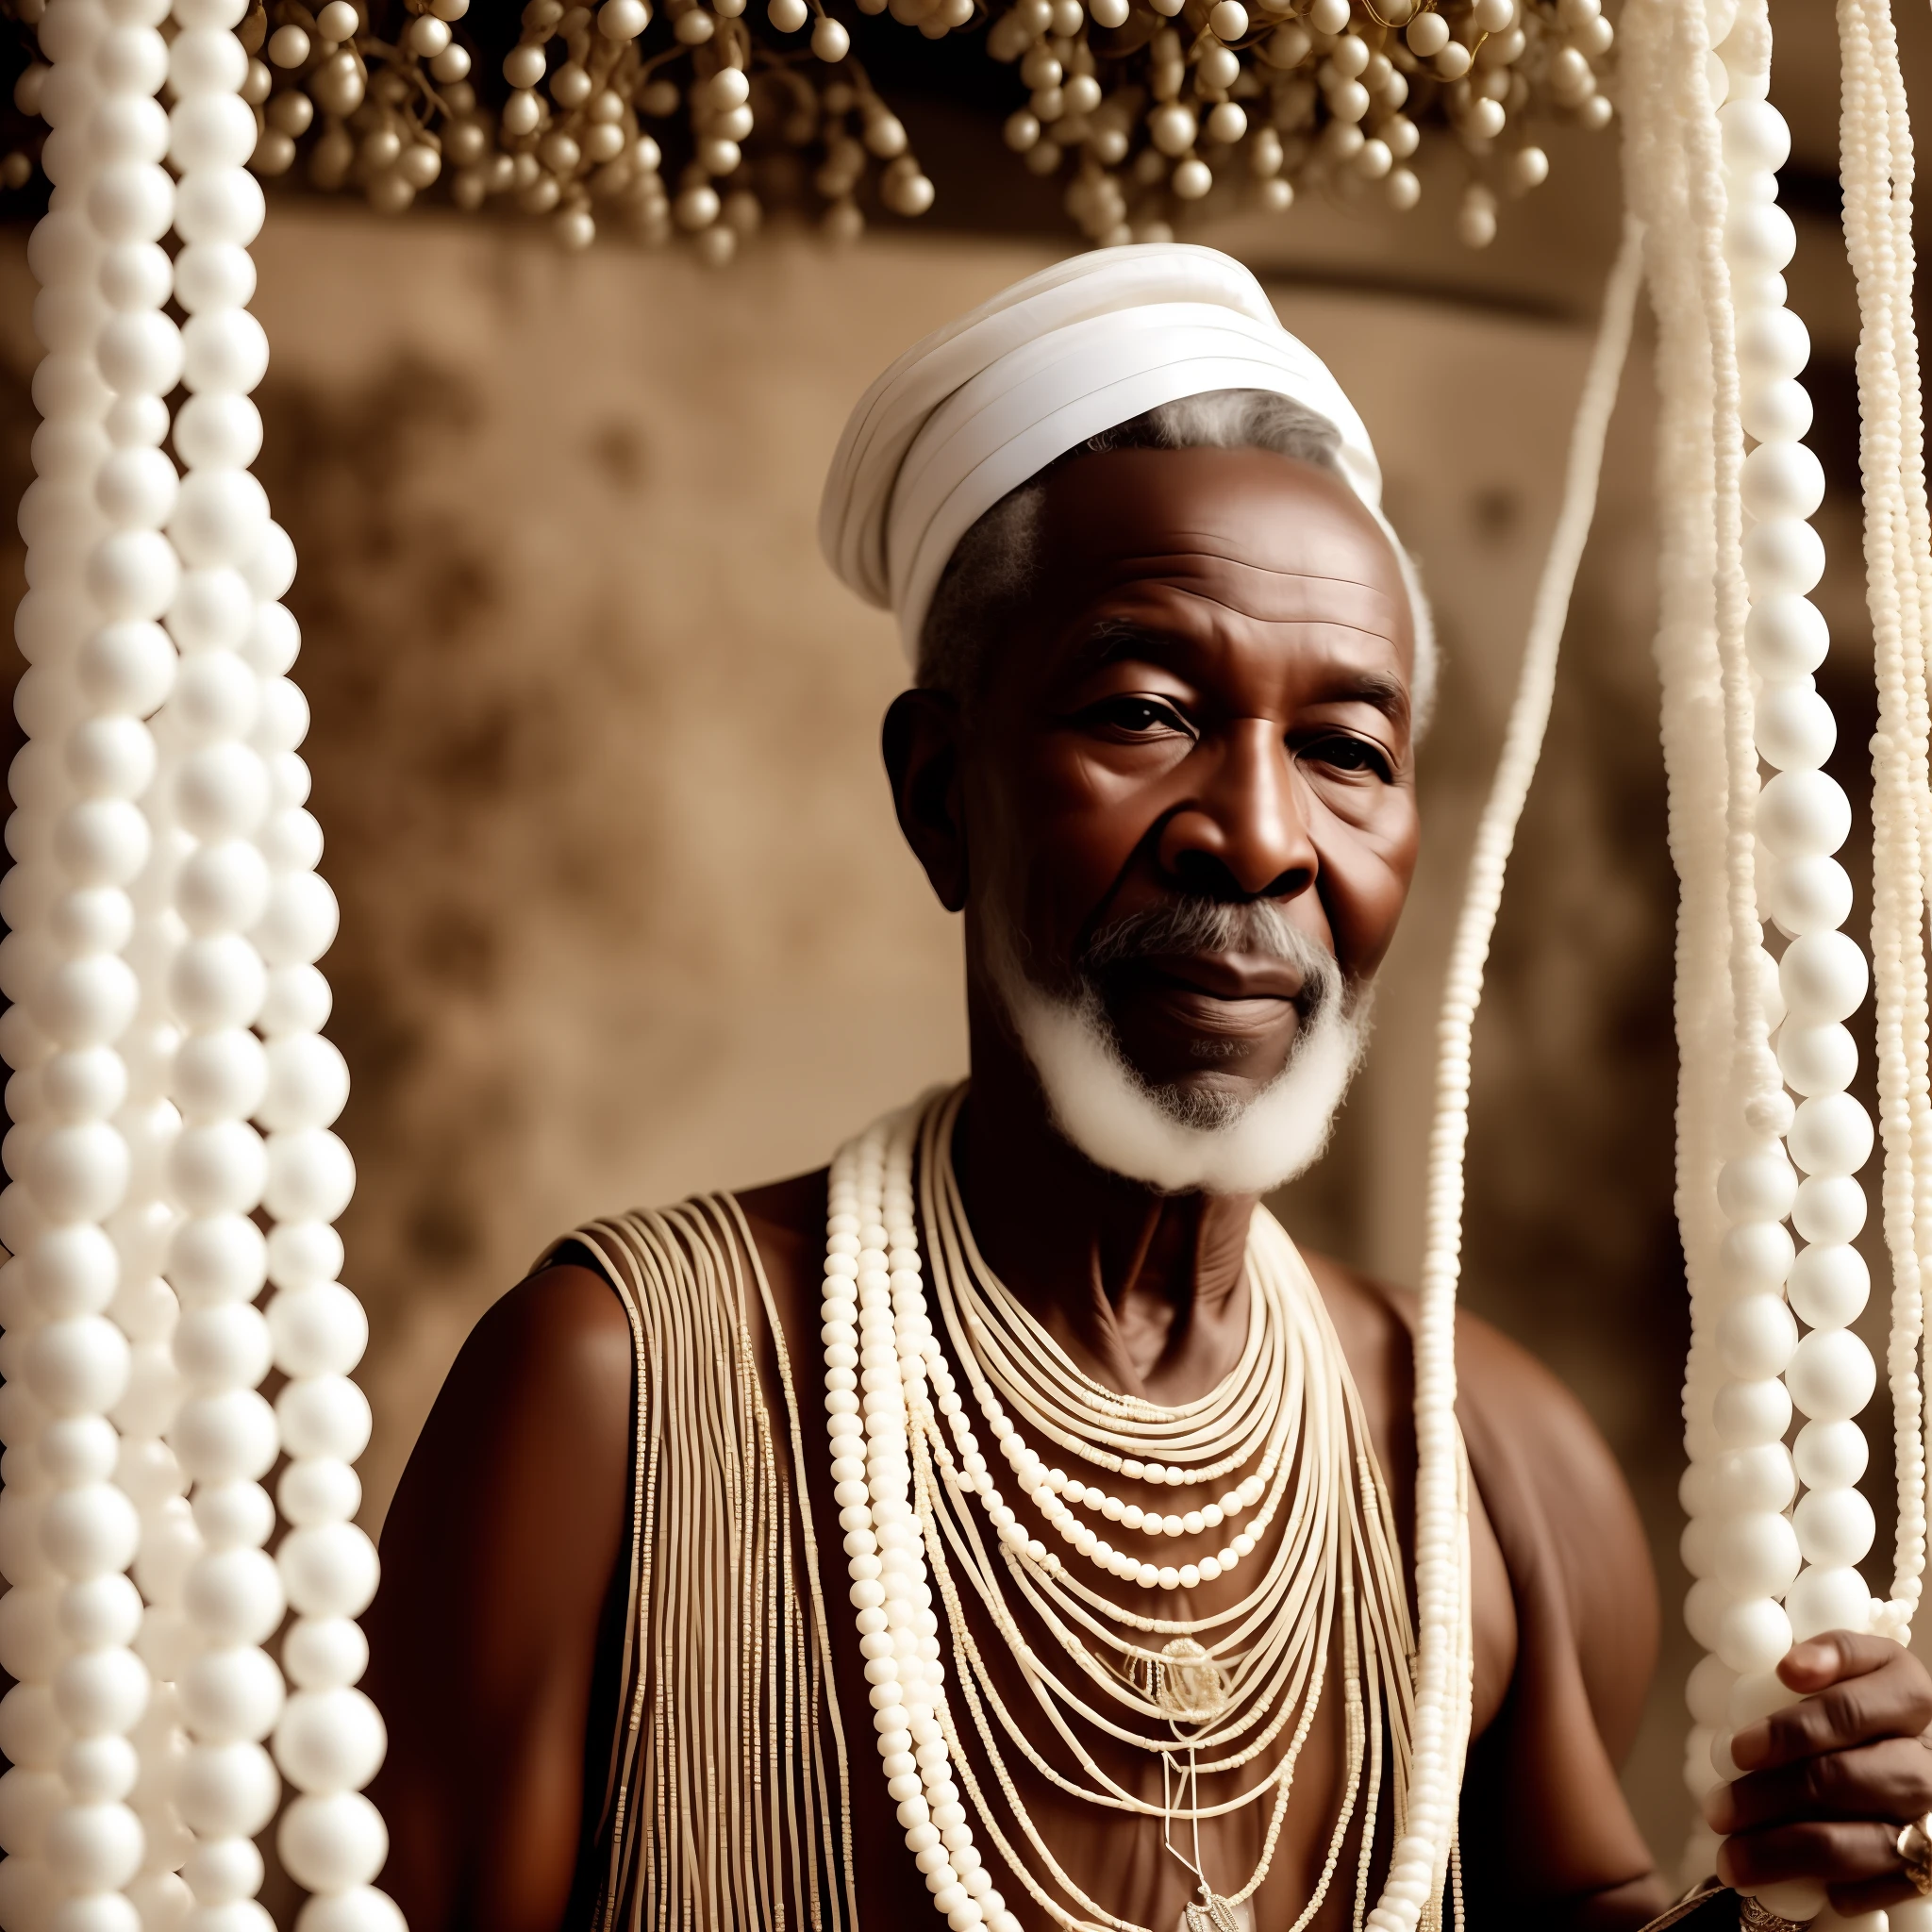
{"left": 365, "top": 245, "right": 1932, "bottom": 1932}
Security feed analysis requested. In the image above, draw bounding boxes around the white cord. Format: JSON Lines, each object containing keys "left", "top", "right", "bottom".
{"left": 1389, "top": 212, "right": 1643, "bottom": 1928}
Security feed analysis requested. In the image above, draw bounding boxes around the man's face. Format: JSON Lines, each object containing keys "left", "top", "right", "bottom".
{"left": 957, "top": 443, "right": 1421, "bottom": 1121}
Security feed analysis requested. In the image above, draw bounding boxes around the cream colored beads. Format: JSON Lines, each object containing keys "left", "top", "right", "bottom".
{"left": 4, "top": 0, "right": 1618, "bottom": 255}
{"left": 0, "top": 0, "right": 394, "bottom": 1918}
{"left": 1624, "top": 0, "right": 1928, "bottom": 1916}
{"left": 992, "top": 0, "right": 1608, "bottom": 249}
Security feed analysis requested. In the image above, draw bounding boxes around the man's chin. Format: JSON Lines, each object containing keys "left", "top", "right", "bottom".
{"left": 992, "top": 958, "right": 1374, "bottom": 1197}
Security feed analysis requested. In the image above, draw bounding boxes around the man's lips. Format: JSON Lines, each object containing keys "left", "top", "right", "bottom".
{"left": 1124, "top": 951, "right": 1307, "bottom": 1004}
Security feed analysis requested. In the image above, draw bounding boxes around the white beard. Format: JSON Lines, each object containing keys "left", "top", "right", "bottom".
{"left": 983, "top": 914, "right": 1373, "bottom": 1199}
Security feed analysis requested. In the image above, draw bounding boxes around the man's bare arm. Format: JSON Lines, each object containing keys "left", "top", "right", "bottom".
{"left": 364, "top": 1263, "right": 634, "bottom": 1932}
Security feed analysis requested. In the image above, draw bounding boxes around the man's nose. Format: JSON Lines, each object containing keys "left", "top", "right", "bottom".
{"left": 1154, "top": 721, "right": 1317, "bottom": 901}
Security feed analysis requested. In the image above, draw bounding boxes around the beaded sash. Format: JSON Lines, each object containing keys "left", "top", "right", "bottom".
{"left": 561, "top": 1199, "right": 860, "bottom": 1932}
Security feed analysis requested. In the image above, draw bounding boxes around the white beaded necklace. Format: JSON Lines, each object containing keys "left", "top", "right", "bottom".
{"left": 822, "top": 1086, "right": 1462, "bottom": 1932}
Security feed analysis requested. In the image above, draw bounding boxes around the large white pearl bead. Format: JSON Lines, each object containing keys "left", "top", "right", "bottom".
{"left": 1713, "top": 1510, "right": 1801, "bottom": 1600}
{"left": 52, "top": 1644, "right": 147, "bottom": 1734}
{"left": 167, "top": 91, "right": 257, "bottom": 170}
{"left": 258, "top": 1036, "right": 348, "bottom": 1134}
{"left": 276, "top": 1524, "right": 380, "bottom": 1623}
{"left": 166, "top": 25, "right": 246, "bottom": 93}
{"left": 1721, "top": 97, "right": 1790, "bottom": 175}
{"left": 1713, "top": 1442, "right": 1795, "bottom": 1514}
{"left": 1794, "top": 1418, "right": 1869, "bottom": 1490}
{"left": 277, "top": 1459, "right": 361, "bottom": 1531}
{"left": 1742, "top": 516, "right": 1825, "bottom": 597}
{"left": 277, "top": 1790, "right": 387, "bottom": 1890}
{"left": 42, "top": 1798, "right": 143, "bottom": 1893}
{"left": 262, "top": 1129, "right": 354, "bottom": 1223}
{"left": 173, "top": 1389, "right": 277, "bottom": 1486}
{"left": 183, "top": 1546, "right": 282, "bottom": 1647}
{"left": 273, "top": 1687, "right": 385, "bottom": 1794}
{"left": 179, "top": 1643, "right": 285, "bottom": 1742}
{"left": 1713, "top": 1375, "right": 1792, "bottom": 1446}
{"left": 1716, "top": 1294, "right": 1798, "bottom": 1380}
{"left": 1717, "top": 1218, "right": 1794, "bottom": 1294}
{"left": 1741, "top": 441, "right": 1825, "bottom": 521}
{"left": 1784, "top": 1562, "right": 1870, "bottom": 1642}
{"left": 174, "top": 1740, "right": 278, "bottom": 1838}
{"left": 171, "top": 1024, "right": 267, "bottom": 1117}
{"left": 1758, "top": 770, "right": 1851, "bottom": 859}
{"left": 1765, "top": 857, "right": 1853, "bottom": 941}
{"left": 1793, "top": 1174, "right": 1867, "bottom": 1245}
{"left": 1715, "top": 1150, "right": 1797, "bottom": 1222}
{"left": 1735, "top": 303, "right": 1808, "bottom": 387}
{"left": 282, "top": 1614, "right": 368, "bottom": 1690}
{"left": 1787, "top": 1327, "right": 1877, "bottom": 1421}
{"left": 180, "top": 309, "right": 269, "bottom": 395}
{"left": 181, "top": 1833, "right": 265, "bottom": 1906}
{"left": 1787, "top": 1244, "right": 1869, "bottom": 1327}
{"left": 292, "top": 1888, "right": 407, "bottom": 1932}
{"left": 1714, "top": 1591, "right": 1791, "bottom": 1675}
{"left": 1788, "top": 1092, "right": 1874, "bottom": 1177}
{"left": 173, "top": 241, "right": 255, "bottom": 314}
{"left": 267, "top": 1286, "right": 365, "bottom": 1377}
{"left": 1754, "top": 683, "right": 1835, "bottom": 773}
{"left": 1779, "top": 930, "right": 1869, "bottom": 1024}
{"left": 1793, "top": 1486, "right": 1875, "bottom": 1568}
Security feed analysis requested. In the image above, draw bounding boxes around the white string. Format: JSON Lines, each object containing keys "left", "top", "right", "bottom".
{"left": 1384, "top": 212, "right": 1643, "bottom": 1930}
{"left": 1838, "top": 0, "right": 1932, "bottom": 1631}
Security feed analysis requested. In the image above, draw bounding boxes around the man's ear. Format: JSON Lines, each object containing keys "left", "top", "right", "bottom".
{"left": 883, "top": 688, "right": 968, "bottom": 913}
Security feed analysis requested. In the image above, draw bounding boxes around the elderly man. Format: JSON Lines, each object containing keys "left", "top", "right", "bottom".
{"left": 364, "top": 246, "right": 1932, "bottom": 1932}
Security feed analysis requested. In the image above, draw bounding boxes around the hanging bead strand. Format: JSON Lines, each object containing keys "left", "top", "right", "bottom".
{"left": 250, "top": 566, "right": 394, "bottom": 1924}
{"left": 0, "top": 0, "right": 178, "bottom": 1918}
{"left": 1836, "top": 0, "right": 1932, "bottom": 1652}
{"left": 0, "top": 0, "right": 107, "bottom": 1883}
{"left": 159, "top": 0, "right": 290, "bottom": 1913}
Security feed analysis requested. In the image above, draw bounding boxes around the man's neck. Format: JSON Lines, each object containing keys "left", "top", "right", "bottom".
{"left": 954, "top": 984, "right": 1257, "bottom": 1407}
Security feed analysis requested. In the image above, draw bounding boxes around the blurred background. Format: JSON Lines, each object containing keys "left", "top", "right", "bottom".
{"left": 1, "top": 0, "right": 1927, "bottom": 1881}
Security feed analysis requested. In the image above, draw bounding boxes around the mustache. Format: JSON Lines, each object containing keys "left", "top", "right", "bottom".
{"left": 1078, "top": 896, "right": 1344, "bottom": 1013}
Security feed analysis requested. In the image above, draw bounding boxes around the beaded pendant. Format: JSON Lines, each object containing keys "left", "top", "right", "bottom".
{"left": 1182, "top": 1894, "right": 1244, "bottom": 1932}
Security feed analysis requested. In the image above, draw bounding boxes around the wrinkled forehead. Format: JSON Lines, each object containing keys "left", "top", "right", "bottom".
{"left": 1017, "top": 445, "right": 1416, "bottom": 683}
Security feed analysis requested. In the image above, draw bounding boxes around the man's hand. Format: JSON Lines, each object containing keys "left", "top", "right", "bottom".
{"left": 1702, "top": 1631, "right": 1932, "bottom": 1915}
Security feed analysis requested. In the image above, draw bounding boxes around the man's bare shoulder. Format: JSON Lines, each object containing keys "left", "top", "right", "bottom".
{"left": 1303, "top": 1246, "right": 1643, "bottom": 1489}
{"left": 1302, "top": 1244, "right": 1659, "bottom": 1750}
{"left": 425, "top": 1262, "right": 637, "bottom": 1471}
{"left": 736, "top": 1167, "right": 830, "bottom": 1250}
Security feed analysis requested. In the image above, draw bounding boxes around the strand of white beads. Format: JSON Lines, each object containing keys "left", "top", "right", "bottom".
{"left": 1657, "top": 0, "right": 1808, "bottom": 1908}
{"left": 0, "top": 0, "right": 177, "bottom": 1919}
{"left": 1677, "top": 9, "right": 1887, "bottom": 1924}
{"left": 111, "top": 325, "right": 197, "bottom": 1929}
{"left": 824, "top": 1110, "right": 1017, "bottom": 1932}
{"left": 90, "top": 0, "right": 214, "bottom": 1916}
{"left": 1837, "top": 0, "right": 1932, "bottom": 1653}
{"left": 1621, "top": 4, "right": 1744, "bottom": 1878}
{"left": 158, "top": 0, "right": 289, "bottom": 1912}
{"left": 0, "top": 0, "right": 102, "bottom": 1892}
{"left": 250, "top": 579, "right": 394, "bottom": 1930}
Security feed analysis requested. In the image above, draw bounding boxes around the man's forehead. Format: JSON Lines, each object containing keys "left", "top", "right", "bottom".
{"left": 1027, "top": 447, "right": 1414, "bottom": 670}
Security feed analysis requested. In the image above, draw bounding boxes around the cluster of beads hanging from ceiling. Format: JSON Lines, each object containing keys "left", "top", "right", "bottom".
{"left": 0, "top": 0, "right": 1617, "bottom": 257}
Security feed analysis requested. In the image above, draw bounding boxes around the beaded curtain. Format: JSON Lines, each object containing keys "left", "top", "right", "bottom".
{"left": 0, "top": 0, "right": 390, "bottom": 1916}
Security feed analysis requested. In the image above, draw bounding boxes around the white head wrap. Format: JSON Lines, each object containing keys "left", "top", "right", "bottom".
{"left": 819, "top": 241, "right": 1434, "bottom": 718}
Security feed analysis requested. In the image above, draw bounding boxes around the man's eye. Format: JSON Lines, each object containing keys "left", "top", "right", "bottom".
{"left": 1303, "top": 734, "right": 1394, "bottom": 782}
{"left": 1088, "top": 696, "right": 1191, "bottom": 737}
